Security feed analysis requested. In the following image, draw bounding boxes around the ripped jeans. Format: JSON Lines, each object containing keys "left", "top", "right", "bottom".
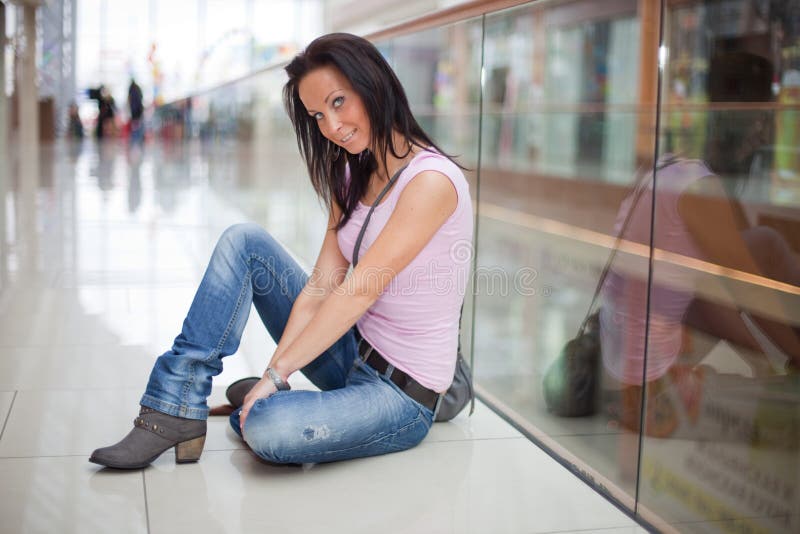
{"left": 140, "top": 223, "right": 434, "bottom": 464}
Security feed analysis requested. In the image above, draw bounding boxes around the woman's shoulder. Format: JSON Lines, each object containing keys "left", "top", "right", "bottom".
{"left": 395, "top": 149, "right": 470, "bottom": 216}
{"left": 404, "top": 148, "right": 465, "bottom": 185}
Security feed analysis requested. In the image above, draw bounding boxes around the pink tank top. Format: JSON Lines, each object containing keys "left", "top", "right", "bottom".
{"left": 337, "top": 150, "right": 473, "bottom": 392}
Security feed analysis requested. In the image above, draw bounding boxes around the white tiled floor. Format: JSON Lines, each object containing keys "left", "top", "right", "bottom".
{"left": 0, "top": 140, "right": 644, "bottom": 533}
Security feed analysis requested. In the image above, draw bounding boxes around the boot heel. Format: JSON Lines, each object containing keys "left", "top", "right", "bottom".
{"left": 175, "top": 435, "right": 206, "bottom": 463}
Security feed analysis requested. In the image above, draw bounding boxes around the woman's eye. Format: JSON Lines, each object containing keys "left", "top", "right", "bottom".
{"left": 313, "top": 112, "right": 323, "bottom": 120}
{"left": 332, "top": 96, "right": 344, "bottom": 108}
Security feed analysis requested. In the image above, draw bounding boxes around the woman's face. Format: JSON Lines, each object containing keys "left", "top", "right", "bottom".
{"left": 298, "top": 65, "right": 371, "bottom": 155}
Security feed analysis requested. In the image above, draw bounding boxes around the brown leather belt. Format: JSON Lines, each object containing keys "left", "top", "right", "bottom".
{"left": 355, "top": 330, "right": 441, "bottom": 412}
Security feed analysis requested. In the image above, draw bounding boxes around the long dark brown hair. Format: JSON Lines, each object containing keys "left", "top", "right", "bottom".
{"left": 284, "top": 33, "right": 457, "bottom": 229}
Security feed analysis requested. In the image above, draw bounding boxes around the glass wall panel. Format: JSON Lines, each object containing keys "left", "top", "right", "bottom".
{"left": 640, "top": 1, "right": 800, "bottom": 531}
{"left": 473, "top": 0, "right": 659, "bottom": 510}
{"left": 377, "top": 18, "right": 484, "bottom": 364}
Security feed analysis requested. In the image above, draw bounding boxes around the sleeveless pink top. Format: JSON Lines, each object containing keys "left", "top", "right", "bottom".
{"left": 337, "top": 150, "right": 473, "bottom": 392}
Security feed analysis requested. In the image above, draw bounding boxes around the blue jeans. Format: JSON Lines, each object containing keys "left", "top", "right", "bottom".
{"left": 141, "top": 223, "right": 434, "bottom": 464}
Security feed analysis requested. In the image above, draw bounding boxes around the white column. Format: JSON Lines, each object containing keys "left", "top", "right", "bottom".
{"left": 0, "top": 2, "right": 7, "bottom": 155}
{"left": 18, "top": 1, "right": 39, "bottom": 153}
{"left": 0, "top": 1, "right": 8, "bottom": 284}
{"left": 15, "top": 1, "right": 40, "bottom": 273}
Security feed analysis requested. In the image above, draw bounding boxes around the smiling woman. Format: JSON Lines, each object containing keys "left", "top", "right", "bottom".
{"left": 89, "top": 33, "right": 474, "bottom": 470}
{"left": 300, "top": 67, "right": 371, "bottom": 154}
{"left": 283, "top": 33, "right": 460, "bottom": 230}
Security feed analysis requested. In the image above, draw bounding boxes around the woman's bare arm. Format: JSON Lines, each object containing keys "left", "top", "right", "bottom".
{"left": 268, "top": 170, "right": 458, "bottom": 381}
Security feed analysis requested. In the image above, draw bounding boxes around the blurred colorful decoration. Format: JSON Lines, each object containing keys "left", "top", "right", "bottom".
{"left": 148, "top": 42, "right": 164, "bottom": 107}
{"left": 775, "top": 69, "right": 800, "bottom": 180}
{"left": 433, "top": 59, "right": 455, "bottom": 111}
{"left": 193, "top": 28, "right": 298, "bottom": 90}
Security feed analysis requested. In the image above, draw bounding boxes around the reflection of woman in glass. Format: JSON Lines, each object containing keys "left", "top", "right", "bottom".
{"left": 90, "top": 33, "right": 473, "bottom": 469}
{"left": 600, "top": 51, "right": 799, "bottom": 436}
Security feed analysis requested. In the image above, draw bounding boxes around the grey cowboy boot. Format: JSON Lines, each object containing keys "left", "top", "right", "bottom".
{"left": 89, "top": 407, "right": 206, "bottom": 469}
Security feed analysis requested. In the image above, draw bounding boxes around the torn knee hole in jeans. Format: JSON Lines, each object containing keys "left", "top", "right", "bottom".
{"left": 302, "top": 425, "right": 331, "bottom": 441}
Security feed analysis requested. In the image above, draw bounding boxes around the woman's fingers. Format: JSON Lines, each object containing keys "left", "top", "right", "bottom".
{"left": 239, "top": 397, "right": 255, "bottom": 433}
{"left": 238, "top": 378, "right": 278, "bottom": 433}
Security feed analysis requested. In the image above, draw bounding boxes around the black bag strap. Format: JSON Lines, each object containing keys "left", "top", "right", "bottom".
{"left": 578, "top": 155, "right": 679, "bottom": 333}
{"left": 352, "top": 164, "right": 408, "bottom": 267}
{"left": 351, "top": 162, "right": 475, "bottom": 415}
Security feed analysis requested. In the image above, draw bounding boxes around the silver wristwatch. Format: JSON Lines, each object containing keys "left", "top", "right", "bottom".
{"left": 266, "top": 367, "right": 291, "bottom": 391}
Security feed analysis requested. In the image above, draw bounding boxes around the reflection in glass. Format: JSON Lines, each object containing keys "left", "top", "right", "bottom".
{"left": 474, "top": 0, "right": 655, "bottom": 509}
{"left": 637, "top": 2, "right": 800, "bottom": 531}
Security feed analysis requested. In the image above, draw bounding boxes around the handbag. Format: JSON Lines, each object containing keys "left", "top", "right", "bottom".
{"left": 435, "top": 330, "right": 474, "bottom": 421}
{"left": 542, "top": 311, "right": 601, "bottom": 416}
{"left": 354, "top": 162, "right": 474, "bottom": 422}
{"left": 543, "top": 157, "right": 678, "bottom": 417}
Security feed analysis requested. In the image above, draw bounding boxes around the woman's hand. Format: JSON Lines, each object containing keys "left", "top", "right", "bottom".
{"left": 239, "top": 376, "right": 278, "bottom": 434}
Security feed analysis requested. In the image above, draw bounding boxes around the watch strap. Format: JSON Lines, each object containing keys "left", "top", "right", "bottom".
{"left": 266, "top": 367, "right": 291, "bottom": 391}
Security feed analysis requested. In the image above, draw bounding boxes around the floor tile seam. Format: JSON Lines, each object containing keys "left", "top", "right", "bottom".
{"left": 533, "top": 522, "right": 643, "bottom": 534}
{"left": 142, "top": 470, "right": 152, "bottom": 534}
{"left": 0, "top": 386, "right": 153, "bottom": 393}
{"left": 0, "top": 386, "right": 245, "bottom": 393}
{"left": 669, "top": 513, "right": 797, "bottom": 525}
{"left": 73, "top": 221, "right": 213, "bottom": 230}
{"left": 0, "top": 343, "right": 163, "bottom": 350}
{"left": 425, "top": 435, "right": 526, "bottom": 444}
{"left": 0, "top": 280, "right": 199, "bottom": 288}
{"left": 0, "top": 345, "right": 171, "bottom": 350}
{"left": 428, "top": 429, "right": 625, "bottom": 439}
{"left": 0, "top": 453, "right": 93, "bottom": 460}
{"left": 9, "top": 271, "right": 200, "bottom": 276}
{"left": 50, "top": 266, "right": 202, "bottom": 272}
{"left": 48, "top": 283, "right": 200, "bottom": 289}
{"left": 73, "top": 220, "right": 211, "bottom": 227}
{"left": 0, "top": 391, "right": 18, "bottom": 442}
{"left": 548, "top": 431, "right": 628, "bottom": 438}
{"left": 50, "top": 271, "right": 200, "bottom": 277}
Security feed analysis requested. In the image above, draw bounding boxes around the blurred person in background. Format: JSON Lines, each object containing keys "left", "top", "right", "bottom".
{"left": 90, "top": 85, "right": 117, "bottom": 139}
{"left": 67, "top": 101, "right": 84, "bottom": 139}
{"left": 128, "top": 78, "right": 144, "bottom": 145}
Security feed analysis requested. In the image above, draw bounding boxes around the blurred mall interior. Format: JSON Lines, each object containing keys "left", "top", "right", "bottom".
{"left": 0, "top": 0, "right": 799, "bottom": 532}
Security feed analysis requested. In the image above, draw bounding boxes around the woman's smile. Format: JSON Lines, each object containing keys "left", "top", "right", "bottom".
{"left": 340, "top": 128, "right": 357, "bottom": 144}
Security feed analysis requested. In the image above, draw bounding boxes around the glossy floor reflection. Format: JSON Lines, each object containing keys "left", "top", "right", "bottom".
{"left": 0, "top": 139, "right": 643, "bottom": 534}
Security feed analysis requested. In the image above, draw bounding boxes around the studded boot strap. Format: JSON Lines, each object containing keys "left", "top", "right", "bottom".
{"left": 133, "top": 413, "right": 199, "bottom": 442}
